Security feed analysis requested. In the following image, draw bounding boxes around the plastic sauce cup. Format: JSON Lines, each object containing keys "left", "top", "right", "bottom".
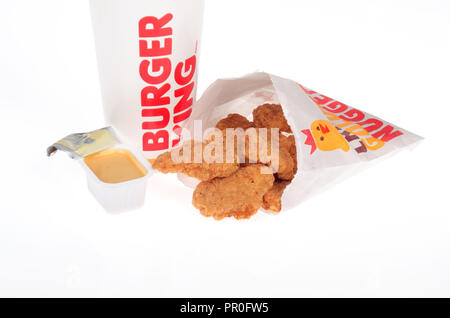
{"left": 79, "top": 144, "right": 153, "bottom": 213}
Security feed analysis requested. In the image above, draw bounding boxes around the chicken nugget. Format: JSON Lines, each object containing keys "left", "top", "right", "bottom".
{"left": 192, "top": 164, "right": 274, "bottom": 220}
{"left": 262, "top": 180, "right": 291, "bottom": 213}
{"left": 289, "top": 140, "right": 298, "bottom": 175}
{"left": 275, "top": 149, "right": 295, "bottom": 180}
{"left": 253, "top": 103, "right": 292, "bottom": 133}
{"left": 243, "top": 128, "right": 295, "bottom": 180}
{"left": 280, "top": 134, "right": 298, "bottom": 175}
{"left": 215, "top": 113, "right": 254, "bottom": 130}
{"left": 152, "top": 140, "right": 239, "bottom": 181}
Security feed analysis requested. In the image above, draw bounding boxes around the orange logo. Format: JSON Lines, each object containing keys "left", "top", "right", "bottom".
{"left": 302, "top": 120, "right": 350, "bottom": 154}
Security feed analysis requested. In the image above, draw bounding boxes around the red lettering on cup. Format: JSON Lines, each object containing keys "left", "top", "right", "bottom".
{"left": 139, "top": 14, "right": 173, "bottom": 152}
{"left": 143, "top": 131, "right": 169, "bottom": 151}
{"left": 139, "top": 59, "right": 171, "bottom": 85}
{"left": 141, "top": 84, "right": 171, "bottom": 107}
{"left": 139, "top": 14, "right": 173, "bottom": 38}
{"left": 175, "top": 56, "right": 196, "bottom": 85}
{"left": 174, "top": 82, "right": 194, "bottom": 115}
{"left": 141, "top": 108, "right": 170, "bottom": 130}
{"left": 138, "top": 14, "right": 197, "bottom": 154}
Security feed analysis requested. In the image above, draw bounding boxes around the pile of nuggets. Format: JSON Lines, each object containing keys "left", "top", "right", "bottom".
{"left": 153, "top": 104, "right": 298, "bottom": 220}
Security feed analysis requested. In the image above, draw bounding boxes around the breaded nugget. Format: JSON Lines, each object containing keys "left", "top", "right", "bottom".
{"left": 192, "top": 165, "right": 274, "bottom": 220}
{"left": 213, "top": 114, "right": 297, "bottom": 179}
{"left": 280, "top": 134, "right": 298, "bottom": 175}
{"left": 289, "top": 141, "right": 298, "bottom": 175}
{"left": 262, "top": 180, "right": 290, "bottom": 213}
{"left": 253, "top": 103, "right": 292, "bottom": 133}
{"left": 274, "top": 149, "right": 295, "bottom": 180}
{"left": 215, "top": 113, "right": 254, "bottom": 130}
{"left": 152, "top": 140, "right": 239, "bottom": 181}
{"left": 243, "top": 128, "right": 295, "bottom": 180}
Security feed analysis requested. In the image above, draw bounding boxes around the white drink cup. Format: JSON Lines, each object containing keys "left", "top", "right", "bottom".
{"left": 90, "top": 0, "right": 205, "bottom": 159}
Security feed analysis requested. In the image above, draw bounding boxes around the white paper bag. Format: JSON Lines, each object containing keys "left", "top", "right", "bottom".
{"left": 182, "top": 72, "right": 422, "bottom": 210}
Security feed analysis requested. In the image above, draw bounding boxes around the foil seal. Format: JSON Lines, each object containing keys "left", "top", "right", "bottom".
{"left": 47, "top": 127, "right": 119, "bottom": 158}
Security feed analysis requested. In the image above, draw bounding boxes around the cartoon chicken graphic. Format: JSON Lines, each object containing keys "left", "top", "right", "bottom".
{"left": 302, "top": 120, "right": 350, "bottom": 154}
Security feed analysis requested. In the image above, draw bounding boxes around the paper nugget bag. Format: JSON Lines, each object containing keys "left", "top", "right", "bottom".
{"left": 182, "top": 72, "right": 422, "bottom": 210}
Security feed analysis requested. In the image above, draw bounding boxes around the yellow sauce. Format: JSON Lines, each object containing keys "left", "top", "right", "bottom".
{"left": 84, "top": 148, "right": 147, "bottom": 184}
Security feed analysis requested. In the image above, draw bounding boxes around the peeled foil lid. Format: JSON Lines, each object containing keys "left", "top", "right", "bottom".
{"left": 47, "top": 127, "right": 119, "bottom": 158}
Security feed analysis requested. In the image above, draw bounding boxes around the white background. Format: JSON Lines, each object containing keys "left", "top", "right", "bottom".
{"left": 0, "top": 0, "right": 449, "bottom": 297}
